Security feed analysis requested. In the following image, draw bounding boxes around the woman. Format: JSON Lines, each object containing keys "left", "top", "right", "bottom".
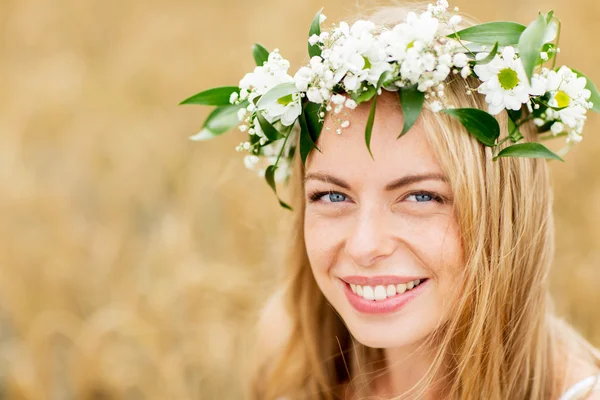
{"left": 253, "top": 84, "right": 600, "bottom": 399}
{"left": 183, "top": 2, "right": 600, "bottom": 398}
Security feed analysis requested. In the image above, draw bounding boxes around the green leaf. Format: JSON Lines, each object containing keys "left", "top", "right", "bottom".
{"left": 189, "top": 103, "right": 246, "bottom": 141}
{"left": 299, "top": 112, "right": 318, "bottom": 165}
{"left": 308, "top": 8, "right": 324, "bottom": 58}
{"left": 377, "top": 71, "right": 394, "bottom": 89}
{"left": 474, "top": 42, "right": 499, "bottom": 65}
{"left": 252, "top": 43, "right": 270, "bottom": 66}
{"left": 351, "top": 85, "right": 377, "bottom": 105}
{"left": 256, "top": 112, "right": 283, "bottom": 141}
{"left": 365, "top": 95, "right": 378, "bottom": 159}
{"left": 256, "top": 82, "right": 298, "bottom": 109}
{"left": 441, "top": 108, "right": 500, "bottom": 147}
{"left": 398, "top": 85, "right": 425, "bottom": 138}
{"left": 180, "top": 86, "right": 240, "bottom": 106}
{"left": 518, "top": 13, "right": 547, "bottom": 83}
{"left": 304, "top": 101, "right": 324, "bottom": 146}
{"left": 507, "top": 116, "right": 523, "bottom": 142}
{"left": 572, "top": 69, "right": 600, "bottom": 113}
{"left": 447, "top": 22, "right": 526, "bottom": 45}
{"left": 495, "top": 142, "right": 563, "bottom": 161}
{"left": 265, "top": 165, "right": 292, "bottom": 210}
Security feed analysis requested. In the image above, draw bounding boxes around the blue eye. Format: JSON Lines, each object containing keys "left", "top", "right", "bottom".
{"left": 325, "top": 192, "right": 346, "bottom": 203}
{"left": 308, "top": 191, "right": 348, "bottom": 203}
{"left": 407, "top": 193, "right": 435, "bottom": 202}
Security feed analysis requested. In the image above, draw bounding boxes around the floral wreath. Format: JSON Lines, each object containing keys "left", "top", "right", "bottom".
{"left": 181, "top": 1, "right": 600, "bottom": 209}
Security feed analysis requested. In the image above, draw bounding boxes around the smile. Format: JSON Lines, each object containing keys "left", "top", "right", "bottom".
{"left": 340, "top": 277, "right": 429, "bottom": 314}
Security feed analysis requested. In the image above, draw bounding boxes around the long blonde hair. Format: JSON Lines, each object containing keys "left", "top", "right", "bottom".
{"left": 251, "top": 5, "right": 600, "bottom": 399}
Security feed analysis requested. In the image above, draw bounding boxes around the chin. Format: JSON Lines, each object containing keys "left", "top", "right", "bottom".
{"left": 342, "top": 311, "right": 438, "bottom": 349}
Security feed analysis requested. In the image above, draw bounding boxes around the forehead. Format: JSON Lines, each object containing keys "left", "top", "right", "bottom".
{"left": 305, "top": 91, "right": 443, "bottom": 184}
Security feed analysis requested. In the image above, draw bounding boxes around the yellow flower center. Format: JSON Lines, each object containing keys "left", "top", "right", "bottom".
{"left": 498, "top": 68, "right": 520, "bottom": 90}
{"left": 555, "top": 90, "right": 570, "bottom": 108}
{"left": 277, "top": 94, "right": 294, "bottom": 106}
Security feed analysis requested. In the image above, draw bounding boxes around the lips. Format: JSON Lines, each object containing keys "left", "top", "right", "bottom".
{"left": 340, "top": 277, "right": 429, "bottom": 314}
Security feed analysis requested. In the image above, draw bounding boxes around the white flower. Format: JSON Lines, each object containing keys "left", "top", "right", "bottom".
{"left": 473, "top": 46, "right": 531, "bottom": 115}
{"left": 229, "top": 92, "right": 239, "bottom": 104}
{"left": 545, "top": 66, "right": 591, "bottom": 128}
{"left": 452, "top": 53, "right": 468, "bottom": 68}
{"left": 429, "top": 100, "right": 444, "bottom": 112}
{"left": 540, "top": 52, "right": 549, "bottom": 61}
{"left": 237, "top": 108, "right": 247, "bottom": 121}
{"left": 330, "top": 94, "right": 346, "bottom": 105}
{"left": 309, "top": 34, "right": 320, "bottom": 46}
{"left": 294, "top": 66, "right": 315, "bottom": 91}
{"left": 448, "top": 15, "right": 462, "bottom": 27}
{"left": 345, "top": 98, "right": 358, "bottom": 109}
{"left": 460, "top": 65, "right": 471, "bottom": 79}
{"left": 551, "top": 121, "right": 564, "bottom": 134}
{"left": 307, "top": 87, "right": 325, "bottom": 103}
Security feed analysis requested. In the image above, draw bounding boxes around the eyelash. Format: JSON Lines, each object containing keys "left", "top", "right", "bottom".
{"left": 307, "top": 190, "right": 446, "bottom": 204}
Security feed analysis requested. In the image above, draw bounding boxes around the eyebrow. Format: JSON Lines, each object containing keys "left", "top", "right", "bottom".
{"left": 303, "top": 172, "right": 448, "bottom": 191}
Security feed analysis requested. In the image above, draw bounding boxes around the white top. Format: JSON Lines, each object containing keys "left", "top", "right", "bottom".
{"left": 560, "top": 374, "right": 600, "bottom": 400}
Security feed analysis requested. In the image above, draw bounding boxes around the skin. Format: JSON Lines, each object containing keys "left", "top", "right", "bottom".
{"left": 303, "top": 91, "right": 464, "bottom": 397}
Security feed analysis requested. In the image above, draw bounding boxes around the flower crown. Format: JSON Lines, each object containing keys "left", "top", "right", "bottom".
{"left": 181, "top": 1, "right": 599, "bottom": 209}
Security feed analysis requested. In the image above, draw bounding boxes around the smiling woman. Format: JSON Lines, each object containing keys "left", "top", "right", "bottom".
{"left": 252, "top": 80, "right": 600, "bottom": 399}
{"left": 183, "top": 1, "right": 600, "bottom": 398}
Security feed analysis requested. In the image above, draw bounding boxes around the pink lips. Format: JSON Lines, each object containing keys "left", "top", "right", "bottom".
{"left": 341, "top": 276, "right": 429, "bottom": 315}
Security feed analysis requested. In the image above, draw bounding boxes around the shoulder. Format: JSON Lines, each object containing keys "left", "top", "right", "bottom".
{"left": 255, "top": 287, "right": 293, "bottom": 362}
{"left": 559, "top": 359, "right": 600, "bottom": 400}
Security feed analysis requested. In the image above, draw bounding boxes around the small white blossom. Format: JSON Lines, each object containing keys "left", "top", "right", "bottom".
{"left": 230, "top": 92, "right": 239, "bottom": 104}
{"left": 345, "top": 98, "right": 358, "bottom": 109}
{"left": 429, "top": 100, "right": 444, "bottom": 112}
{"left": 453, "top": 53, "right": 468, "bottom": 68}
{"left": 551, "top": 121, "right": 564, "bottom": 134}
{"left": 448, "top": 15, "right": 462, "bottom": 27}
{"left": 309, "top": 34, "right": 320, "bottom": 46}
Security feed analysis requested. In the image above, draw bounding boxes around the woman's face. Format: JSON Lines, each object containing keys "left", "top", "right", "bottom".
{"left": 304, "top": 92, "right": 464, "bottom": 349}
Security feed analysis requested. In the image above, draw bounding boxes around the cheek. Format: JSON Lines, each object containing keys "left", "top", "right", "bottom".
{"left": 407, "top": 213, "right": 462, "bottom": 265}
{"left": 303, "top": 213, "right": 338, "bottom": 273}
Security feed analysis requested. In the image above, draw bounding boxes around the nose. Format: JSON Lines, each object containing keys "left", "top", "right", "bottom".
{"left": 344, "top": 205, "right": 396, "bottom": 268}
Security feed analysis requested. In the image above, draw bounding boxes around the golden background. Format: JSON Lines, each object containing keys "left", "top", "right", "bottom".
{"left": 1, "top": 0, "right": 599, "bottom": 398}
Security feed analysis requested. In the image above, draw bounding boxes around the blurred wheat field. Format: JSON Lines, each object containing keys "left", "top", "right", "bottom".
{"left": 1, "top": 0, "right": 600, "bottom": 398}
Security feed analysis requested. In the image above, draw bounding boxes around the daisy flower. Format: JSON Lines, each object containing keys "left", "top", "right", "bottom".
{"left": 473, "top": 46, "right": 531, "bottom": 115}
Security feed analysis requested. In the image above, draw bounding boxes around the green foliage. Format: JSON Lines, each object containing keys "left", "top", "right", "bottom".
{"left": 189, "top": 103, "right": 246, "bottom": 141}
{"left": 447, "top": 22, "right": 526, "bottom": 45}
{"left": 518, "top": 13, "right": 548, "bottom": 83}
{"left": 180, "top": 86, "right": 240, "bottom": 106}
{"left": 442, "top": 108, "right": 500, "bottom": 147}
{"left": 495, "top": 142, "right": 563, "bottom": 161}
{"left": 308, "top": 8, "right": 324, "bottom": 58}
{"left": 398, "top": 85, "right": 425, "bottom": 138}
{"left": 365, "top": 95, "right": 378, "bottom": 158}
{"left": 252, "top": 43, "right": 269, "bottom": 66}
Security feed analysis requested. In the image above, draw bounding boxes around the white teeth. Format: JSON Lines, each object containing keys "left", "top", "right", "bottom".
{"left": 396, "top": 283, "right": 407, "bottom": 294}
{"left": 374, "top": 285, "right": 386, "bottom": 301}
{"left": 386, "top": 284, "right": 397, "bottom": 296}
{"left": 351, "top": 279, "right": 425, "bottom": 301}
{"left": 362, "top": 286, "right": 375, "bottom": 300}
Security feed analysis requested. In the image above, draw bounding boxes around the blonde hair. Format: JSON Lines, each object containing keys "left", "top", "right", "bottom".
{"left": 251, "top": 5, "right": 600, "bottom": 399}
